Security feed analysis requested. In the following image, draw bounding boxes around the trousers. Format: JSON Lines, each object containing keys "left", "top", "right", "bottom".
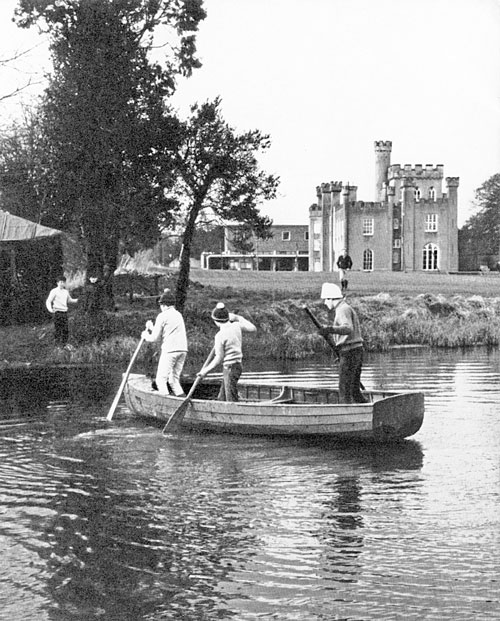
{"left": 156, "top": 351, "right": 187, "bottom": 397}
{"left": 338, "top": 347, "right": 367, "bottom": 404}
{"left": 54, "top": 311, "right": 69, "bottom": 346}
{"left": 217, "top": 362, "right": 242, "bottom": 402}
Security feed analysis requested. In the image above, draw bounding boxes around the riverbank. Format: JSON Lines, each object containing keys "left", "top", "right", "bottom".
{"left": 2, "top": 269, "right": 500, "bottom": 367}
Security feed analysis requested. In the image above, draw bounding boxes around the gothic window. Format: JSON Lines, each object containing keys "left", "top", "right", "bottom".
{"left": 362, "top": 218, "right": 374, "bottom": 236}
{"left": 425, "top": 214, "right": 438, "bottom": 232}
{"left": 282, "top": 231, "right": 290, "bottom": 241}
{"left": 429, "top": 187, "right": 436, "bottom": 201}
{"left": 414, "top": 188, "right": 421, "bottom": 202}
{"left": 423, "top": 243, "right": 438, "bottom": 270}
{"left": 363, "top": 249, "right": 373, "bottom": 271}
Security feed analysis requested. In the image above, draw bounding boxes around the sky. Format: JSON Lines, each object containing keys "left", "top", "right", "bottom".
{"left": 1, "top": 0, "right": 499, "bottom": 227}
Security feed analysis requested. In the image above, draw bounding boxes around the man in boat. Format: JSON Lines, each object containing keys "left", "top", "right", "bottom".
{"left": 196, "top": 302, "right": 256, "bottom": 401}
{"left": 141, "top": 291, "right": 188, "bottom": 397}
{"left": 318, "top": 282, "right": 367, "bottom": 404}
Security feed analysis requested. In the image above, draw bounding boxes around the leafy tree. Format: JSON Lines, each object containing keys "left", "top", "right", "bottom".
{"left": 14, "top": 0, "right": 205, "bottom": 277}
{"left": 0, "top": 109, "right": 53, "bottom": 223}
{"left": 229, "top": 224, "right": 256, "bottom": 254}
{"left": 160, "top": 98, "right": 279, "bottom": 311}
{"left": 459, "top": 173, "right": 500, "bottom": 265}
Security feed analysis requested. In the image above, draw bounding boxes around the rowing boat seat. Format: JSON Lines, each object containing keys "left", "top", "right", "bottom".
{"left": 269, "top": 386, "right": 294, "bottom": 404}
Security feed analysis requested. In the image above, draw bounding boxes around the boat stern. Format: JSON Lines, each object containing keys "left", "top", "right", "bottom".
{"left": 372, "top": 392, "right": 424, "bottom": 441}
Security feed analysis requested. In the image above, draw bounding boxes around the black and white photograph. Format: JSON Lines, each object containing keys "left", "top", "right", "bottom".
{"left": 0, "top": 1, "right": 499, "bottom": 619}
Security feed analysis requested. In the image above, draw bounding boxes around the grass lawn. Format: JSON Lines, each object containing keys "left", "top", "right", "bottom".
{"left": 188, "top": 268, "right": 500, "bottom": 299}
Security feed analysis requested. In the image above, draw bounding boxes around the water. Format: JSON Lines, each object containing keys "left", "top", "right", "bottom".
{"left": 0, "top": 348, "right": 499, "bottom": 620}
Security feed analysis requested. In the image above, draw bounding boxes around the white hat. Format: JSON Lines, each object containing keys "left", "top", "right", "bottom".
{"left": 320, "top": 283, "right": 343, "bottom": 299}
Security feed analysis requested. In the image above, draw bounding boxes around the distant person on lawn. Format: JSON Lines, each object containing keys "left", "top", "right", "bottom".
{"left": 318, "top": 282, "right": 367, "bottom": 404}
{"left": 82, "top": 272, "right": 104, "bottom": 317}
{"left": 141, "top": 291, "right": 187, "bottom": 397}
{"left": 45, "top": 276, "right": 78, "bottom": 347}
{"left": 197, "top": 303, "right": 256, "bottom": 402}
{"left": 336, "top": 248, "right": 353, "bottom": 294}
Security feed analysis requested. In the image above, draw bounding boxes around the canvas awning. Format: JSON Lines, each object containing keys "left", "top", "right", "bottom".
{"left": 0, "top": 210, "right": 62, "bottom": 242}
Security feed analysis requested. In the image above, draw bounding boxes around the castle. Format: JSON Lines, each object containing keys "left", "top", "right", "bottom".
{"left": 308, "top": 140, "right": 459, "bottom": 272}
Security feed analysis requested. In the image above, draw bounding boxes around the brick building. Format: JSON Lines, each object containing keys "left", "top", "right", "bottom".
{"left": 309, "top": 140, "right": 459, "bottom": 272}
{"left": 201, "top": 224, "right": 309, "bottom": 271}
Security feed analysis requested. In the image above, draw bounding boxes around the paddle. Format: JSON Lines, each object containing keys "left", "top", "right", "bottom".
{"left": 162, "top": 347, "right": 215, "bottom": 434}
{"left": 303, "top": 305, "right": 365, "bottom": 390}
{"left": 106, "top": 335, "right": 146, "bottom": 421}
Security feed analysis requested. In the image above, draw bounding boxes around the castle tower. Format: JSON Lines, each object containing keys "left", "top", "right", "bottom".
{"left": 445, "top": 177, "right": 459, "bottom": 272}
{"left": 374, "top": 140, "right": 392, "bottom": 201}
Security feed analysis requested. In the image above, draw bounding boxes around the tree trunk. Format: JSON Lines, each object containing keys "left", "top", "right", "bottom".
{"left": 176, "top": 204, "right": 200, "bottom": 312}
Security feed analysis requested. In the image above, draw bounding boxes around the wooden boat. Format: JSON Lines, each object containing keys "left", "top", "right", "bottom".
{"left": 124, "top": 374, "right": 424, "bottom": 442}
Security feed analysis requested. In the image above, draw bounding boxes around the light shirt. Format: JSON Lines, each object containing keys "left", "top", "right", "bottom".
{"left": 145, "top": 306, "right": 187, "bottom": 353}
{"left": 214, "top": 315, "right": 256, "bottom": 365}
{"left": 330, "top": 300, "right": 363, "bottom": 352}
{"left": 46, "top": 287, "right": 76, "bottom": 313}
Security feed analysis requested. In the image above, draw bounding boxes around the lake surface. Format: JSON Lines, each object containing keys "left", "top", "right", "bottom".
{"left": 0, "top": 347, "right": 499, "bottom": 620}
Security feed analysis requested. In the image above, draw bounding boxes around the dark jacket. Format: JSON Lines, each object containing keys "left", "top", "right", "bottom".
{"left": 337, "top": 254, "right": 352, "bottom": 270}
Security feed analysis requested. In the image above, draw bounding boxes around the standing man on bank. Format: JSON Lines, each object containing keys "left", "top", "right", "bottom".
{"left": 318, "top": 282, "right": 367, "bottom": 404}
{"left": 336, "top": 248, "right": 353, "bottom": 294}
{"left": 45, "top": 276, "right": 79, "bottom": 347}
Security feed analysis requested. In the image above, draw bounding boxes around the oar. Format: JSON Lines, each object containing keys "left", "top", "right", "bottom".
{"left": 303, "top": 305, "right": 365, "bottom": 390}
{"left": 162, "top": 348, "right": 215, "bottom": 434}
{"left": 106, "top": 335, "right": 146, "bottom": 421}
{"left": 303, "top": 305, "right": 339, "bottom": 358}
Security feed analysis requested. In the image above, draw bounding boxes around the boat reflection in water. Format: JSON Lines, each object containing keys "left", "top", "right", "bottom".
{"left": 0, "top": 347, "right": 498, "bottom": 620}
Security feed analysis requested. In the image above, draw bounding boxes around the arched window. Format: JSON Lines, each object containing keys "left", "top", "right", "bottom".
{"left": 363, "top": 249, "right": 373, "bottom": 271}
{"left": 429, "top": 187, "right": 436, "bottom": 201}
{"left": 422, "top": 243, "right": 438, "bottom": 270}
{"left": 414, "top": 188, "right": 421, "bottom": 202}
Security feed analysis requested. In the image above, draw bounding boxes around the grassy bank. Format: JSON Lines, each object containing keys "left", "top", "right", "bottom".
{"left": 1, "top": 269, "right": 500, "bottom": 368}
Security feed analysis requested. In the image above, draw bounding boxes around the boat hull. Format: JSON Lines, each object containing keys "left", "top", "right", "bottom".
{"left": 123, "top": 375, "right": 424, "bottom": 442}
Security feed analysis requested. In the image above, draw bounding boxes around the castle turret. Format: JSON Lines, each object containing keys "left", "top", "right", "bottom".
{"left": 374, "top": 140, "right": 392, "bottom": 201}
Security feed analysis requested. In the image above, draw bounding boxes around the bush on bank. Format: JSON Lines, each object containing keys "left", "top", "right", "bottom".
{"left": 2, "top": 289, "right": 500, "bottom": 367}
{"left": 56, "top": 292, "right": 500, "bottom": 366}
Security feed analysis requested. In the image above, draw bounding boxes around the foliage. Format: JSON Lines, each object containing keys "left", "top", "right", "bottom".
{"left": 158, "top": 98, "right": 279, "bottom": 310}
{"left": 0, "top": 110, "right": 53, "bottom": 223}
{"left": 13, "top": 0, "right": 206, "bottom": 277}
{"left": 459, "top": 173, "right": 500, "bottom": 260}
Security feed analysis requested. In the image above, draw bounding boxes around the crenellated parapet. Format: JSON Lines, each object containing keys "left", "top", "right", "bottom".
{"left": 316, "top": 181, "right": 343, "bottom": 197}
{"left": 445, "top": 177, "right": 460, "bottom": 187}
{"left": 374, "top": 140, "right": 392, "bottom": 151}
{"left": 349, "top": 201, "right": 386, "bottom": 212}
{"left": 388, "top": 163, "right": 444, "bottom": 180}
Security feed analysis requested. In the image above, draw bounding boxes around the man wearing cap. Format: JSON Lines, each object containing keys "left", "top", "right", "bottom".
{"left": 141, "top": 291, "right": 188, "bottom": 397}
{"left": 197, "top": 302, "right": 256, "bottom": 401}
{"left": 318, "top": 282, "right": 367, "bottom": 404}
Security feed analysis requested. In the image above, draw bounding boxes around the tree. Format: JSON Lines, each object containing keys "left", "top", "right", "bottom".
{"left": 14, "top": 0, "right": 206, "bottom": 276}
{"left": 0, "top": 109, "right": 52, "bottom": 223}
{"left": 459, "top": 173, "right": 500, "bottom": 266}
{"left": 160, "top": 98, "right": 279, "bottom": 310}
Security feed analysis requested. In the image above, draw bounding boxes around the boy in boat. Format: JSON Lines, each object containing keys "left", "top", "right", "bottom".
{"left": 196, "top": 302, "right": 256, "bottom": 401}
{"left": 318, "top": 282, "right": 367, "bottom": 404}
{"left": 141, "top": 291, "right": 188, "bottom": 397}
